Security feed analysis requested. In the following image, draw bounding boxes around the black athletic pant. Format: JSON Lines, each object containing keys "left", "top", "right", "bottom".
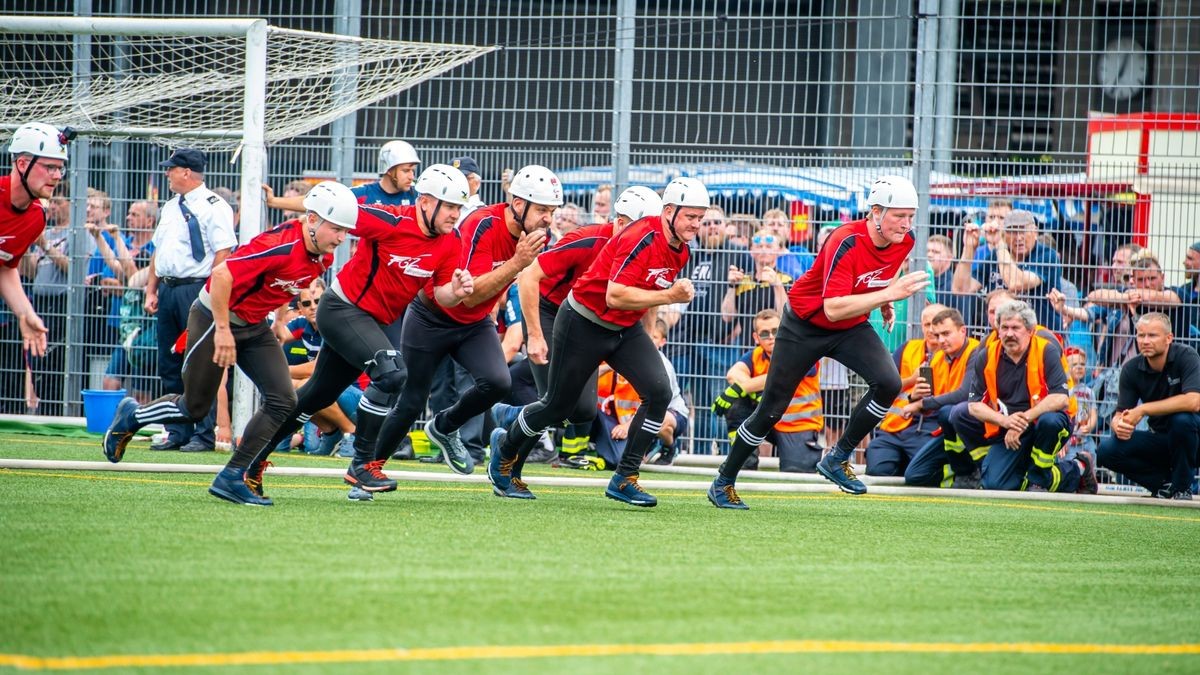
{"left": 246, "top": 291, "right": 401, "bottom": 468}
{"left": 500, "top": 301, "right": 670, "bottom": 477}
{"left": 719, "top": 307, "right": 901, "bottom": 480}
{"left": 528, "top": 298, "right": 597, "bottom": 425}
{"left": 133, "top": 302, "right": 295, "bottom": 467}
{"left": 372, "top": 300, "right": 511, "bottom": 461}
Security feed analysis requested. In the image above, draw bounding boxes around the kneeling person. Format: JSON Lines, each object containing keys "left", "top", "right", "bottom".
{"left": 1097, "top": 313, "right": 1200, "bottom": 500}
{"left": 103, "top": 182, "right": 356, "bottom": 505}
{"left": 953, "top": 300, "right": 1096, "bottom": 492}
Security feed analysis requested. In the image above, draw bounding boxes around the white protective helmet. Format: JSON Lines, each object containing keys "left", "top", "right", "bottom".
{"left": 8, "top": 122, "right": 69, "bottom": 161}
{"left": 303, "top": 181, "right": 359, "bottom": 230}
{"left": 613, "top": 185, "right": 664, "bottom": 222}
{"left": 661, "top": 177, "right": 709, "bottom": 209}
{"left": 866, "top": 175, "right": 919, "bottom": 210}
{"left": 414, "top": 164, "right": 471, "bottom": 206}
{"left": 377, "top": 140, "right": 421, "bottom": 174}
{"left": 508, "top": 164, "right": 564, "bottom": 206}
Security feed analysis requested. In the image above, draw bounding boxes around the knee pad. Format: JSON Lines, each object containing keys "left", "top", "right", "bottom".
{"left": 366, "top": 349, "right": 406, "bottom": 396}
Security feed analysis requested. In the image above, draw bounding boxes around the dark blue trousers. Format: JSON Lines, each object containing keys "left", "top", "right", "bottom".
{"left": 156, "top": 281, "right": 215, "bottom": 446}
{"left": 1097, "top": 412, "right": 1200, "bottom": 493}
{"left": 953, "top": 405, "right": 1078, "bottom": 492}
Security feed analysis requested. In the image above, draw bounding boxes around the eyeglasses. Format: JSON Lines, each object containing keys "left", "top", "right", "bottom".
{"left": 751, "top": 234, "right": 777, "bottom": 246}
{"left": 701, "top": 220, "right": 723, "bottom": 226}
{"left": 757, "top": 328, "right": 778, "bottom": 339}
{"left": 300, "top": 298, "right": 320, "bottom": 308}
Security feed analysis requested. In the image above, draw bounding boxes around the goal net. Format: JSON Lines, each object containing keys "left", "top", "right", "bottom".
{"left": 0, "top": 17, "right": 496, "bottom": 149}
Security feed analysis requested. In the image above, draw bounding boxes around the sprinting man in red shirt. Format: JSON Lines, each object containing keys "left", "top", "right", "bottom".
{"left": 707, "top": 175, "right": 931, "bottom": 509}
{"left": 2, "top": 122, "right": 70, "bottom": 357}
{"left": 488, "top": 178, "right": 706, "bottom": 507}
{"left": 102, "top": 182, "right": 357, "bottom": 505}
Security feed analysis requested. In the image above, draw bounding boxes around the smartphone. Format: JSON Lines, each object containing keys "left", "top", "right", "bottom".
{"left": 918, "top": 366, "right": 935, "bottom": 390}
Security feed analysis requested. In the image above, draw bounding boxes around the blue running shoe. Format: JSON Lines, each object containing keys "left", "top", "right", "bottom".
{"left": 103, "top": 397, "right": 140, "bottom": 463}
{"left": 707, "top": 475, "right": 749, "bottom": 510}
{"left": 605, "top": 473, "right": 657, "bottom": 507}
{"left": 490, "top": 402, "right": 521, "bottom": 429}
{"left": 425, "top": 416, "right": 474, "bottom": 475}
{"left": 209, "top": 466, "right": 273, "bottom": 506}
{"left": 488, "top": 428, "right": 522, "bottom": 498}
{"left": 816, "top": 454, "right": 867, "bottom": 495}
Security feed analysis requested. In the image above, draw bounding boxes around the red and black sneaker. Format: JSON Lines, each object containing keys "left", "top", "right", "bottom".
{"left": 344, "top": 459, "right": 398, "bottom": 492}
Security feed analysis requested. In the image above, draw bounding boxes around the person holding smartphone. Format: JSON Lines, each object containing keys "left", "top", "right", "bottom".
{"left": 863, "top": 302, "right": 946, "bottom": 476}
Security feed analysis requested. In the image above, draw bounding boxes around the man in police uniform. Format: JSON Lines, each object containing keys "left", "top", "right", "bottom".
{"left": 143, "top": 148, "right": 236, "bottom": 452}
{"left": 1097, "top": 312, "right": 1200, "bottom": 500}
{"left": 954, "top": 300, "right": 1097, "bottom": 493}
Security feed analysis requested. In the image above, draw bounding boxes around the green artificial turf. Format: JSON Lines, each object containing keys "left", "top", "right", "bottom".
{"left": 1, "top": 433, "right": 1198, "bottom": 674}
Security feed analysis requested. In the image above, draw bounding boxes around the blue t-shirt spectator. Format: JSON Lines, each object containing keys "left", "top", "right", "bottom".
{"left": 283, "top": 315, "right": 322, "bottom": 365}
{"left": 972, "top": 241, "right": 1061, "bottom": 329}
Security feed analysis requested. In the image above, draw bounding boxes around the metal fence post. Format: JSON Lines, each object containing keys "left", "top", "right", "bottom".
{"left": 611, "top": 0, "right": 635, "bottom": 196}
{"left": 909, "top": 0, "right": 940, "bottom": 326}
{"left": 331, "top": 0, "right": 362, "bottom": 272}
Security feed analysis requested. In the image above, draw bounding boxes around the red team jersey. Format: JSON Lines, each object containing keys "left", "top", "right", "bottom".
{"left": 538, "top": 222, "right": 617, "bottom": 307}
{"left": 434, "top": 202, "right": 521, "bottom": 324}
{"left": 787, "top": 218, "right": 914, "bottom": 331}
{"left": 210, "top": 221, "right": 333, "bottom": 324}
{"left": 571, "top": 217, "right": 688, "bottom": 328}
{"left": 337, "top": 204, "right": 460, "bottom": 324}
{"left": 0, "top": 175, "right": 48, "bottom": 269}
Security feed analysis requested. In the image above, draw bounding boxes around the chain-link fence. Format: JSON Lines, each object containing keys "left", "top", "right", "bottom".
{"left": 2, "top": 2, "right": 1198, "bottom": 474}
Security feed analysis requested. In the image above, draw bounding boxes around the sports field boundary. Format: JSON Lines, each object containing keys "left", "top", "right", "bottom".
{"left": 1, "top": 458, "right": 1194, "bottom": 509}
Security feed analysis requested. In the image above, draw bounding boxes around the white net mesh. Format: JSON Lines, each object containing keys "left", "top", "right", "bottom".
{"left": 0, "top": 25, "right": 496, "bottom": 149}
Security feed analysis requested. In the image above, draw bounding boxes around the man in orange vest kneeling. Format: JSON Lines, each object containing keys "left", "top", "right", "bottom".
{"left": 950, "top": 300, "right": 1098, "bottom": 492}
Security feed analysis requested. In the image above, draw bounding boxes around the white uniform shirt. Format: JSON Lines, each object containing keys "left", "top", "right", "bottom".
{"left": 152, "top": 183, "right": 237, "bottom": 278}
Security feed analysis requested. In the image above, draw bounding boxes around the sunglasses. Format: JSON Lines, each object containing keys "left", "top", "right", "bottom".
{"left": 757, "top": 328, "right": 778, "bottom": 339}
{"left": 751, "top": 234, "right": 778, "bottom": 246}
{"left": 300, "top": 298, "right": 320, "bottom": 308}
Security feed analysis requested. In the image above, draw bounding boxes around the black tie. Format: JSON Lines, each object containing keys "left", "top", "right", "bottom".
{"left": 178, "top": 199, "right": 205, "bottom": 262}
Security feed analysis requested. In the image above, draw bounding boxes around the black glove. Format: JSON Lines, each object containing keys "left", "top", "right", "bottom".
{"left": 711, "top": 383, "right": 746, "bottom": 416}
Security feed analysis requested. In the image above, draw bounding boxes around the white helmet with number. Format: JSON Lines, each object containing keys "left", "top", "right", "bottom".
{"left": 508, "top": 164, "right": 564, "bottom": 206}
{"left": 414, "top": 164, "right": 470, "bottom": 206}
{"left": 8, "top": 122, "right": 69, "bottom": 161}
{"left": 613, "top": 185, "right": 663, "bottom": 221}
{"left": 866, "top": 175, "right": 919, "bottom": 210}
{"left": 376, "top": 140, "right": 421, "bottom": 174}
{"left": 661, "top": 177, "right": 709, "bottom": 208}
{"left": 303, "top": 181, "right": 359, "bottom": 231}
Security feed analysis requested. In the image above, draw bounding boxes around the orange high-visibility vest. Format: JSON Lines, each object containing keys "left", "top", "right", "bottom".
{"left": 981, "top": 335, "right": 1074, "bottom": 437}
{"left": 747, "top": 346, "right": 823, "bottom": 432}
{"left": 930, "top": 337, "right": 981, "bottom": 396}
{"left": 597, "top": 366, "right": 640, "bottom": 425}
{"left": 879, "top": 339, "right": 928, "bottom": 433}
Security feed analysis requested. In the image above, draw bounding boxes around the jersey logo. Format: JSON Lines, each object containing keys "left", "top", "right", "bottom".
{"left": 269, "top": 276, "right": 310, "bottom": 295}
{"left": 647, "top": 267, "right": 673, "bottom": 289}
{"left": 207, "top": 195, "right": 220, "bottom": 204}
{"left": 855, "top": 267, "right": 891, "bottom": 288}
{"left": 387, "top": 254, "right": 433, "bottom": 278}
{"left": 1169, "top": 376, "right": 1181, "bottom": 386}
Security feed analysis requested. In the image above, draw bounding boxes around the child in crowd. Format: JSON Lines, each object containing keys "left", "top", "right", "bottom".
{"left": 1063, "top": 348, "right": 1098, "bottom": 459}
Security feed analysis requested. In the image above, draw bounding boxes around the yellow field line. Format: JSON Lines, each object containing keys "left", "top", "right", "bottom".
{"left": 1, "top": 639, "right": 1198, "bottom": 670}
{"left": 3, "top": 467, "right": 1199, "bottom": 523}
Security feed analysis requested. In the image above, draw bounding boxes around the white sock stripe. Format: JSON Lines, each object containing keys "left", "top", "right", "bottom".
{"left": 136, "top": 403, "right": 183, "bottom": 423}
{"left": 865, "top": 401, "right": 890, "bottom": 417}
{"left": 296, "top": 413, "right": 313, "bottom": 424}
{"left": 515, "top": 409, "right": 538, "bottom": 437}
{"left": 180, "top": 322, "right": 216, "bottom": 375}
{"left": 737, "top": 425, "right": 766, "bottom": 447}
{"left": 640, "top": 420, "right": 663, "bottom": 432}
{"left": 358, "top": 400, "right": 390, "bottom": 416}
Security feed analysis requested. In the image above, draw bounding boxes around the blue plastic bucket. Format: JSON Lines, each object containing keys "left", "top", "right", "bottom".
{"left": 81, "top": 389, "right": 127, "bottom": 434}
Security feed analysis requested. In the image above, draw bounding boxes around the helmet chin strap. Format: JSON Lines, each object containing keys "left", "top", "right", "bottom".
{"left": 666, "top": 208, "right": 683, "bottom": 245}
{"left": 872, "top": 208, "right": 886, "bottom": 235}
{"left": 419, "top": 199, "right": 442, "bottom": 238}
{"left": 17, "top": 157, "right": 41, "bottom": 206}
{"left": 507, "top": 198, "right": 529, "bottom": 230}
